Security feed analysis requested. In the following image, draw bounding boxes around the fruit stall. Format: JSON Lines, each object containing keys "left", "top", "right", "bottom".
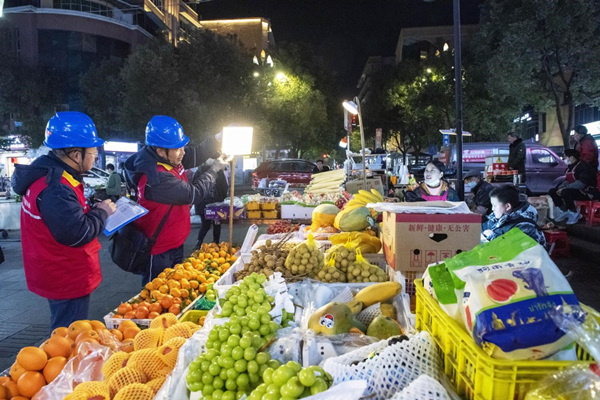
{"left": 1, "top": 175, "right": 599, "bottom": 400}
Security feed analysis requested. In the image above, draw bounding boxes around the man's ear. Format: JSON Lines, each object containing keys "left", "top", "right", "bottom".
{"left": 505, "top": 203, "right": 513, "bottom": 213}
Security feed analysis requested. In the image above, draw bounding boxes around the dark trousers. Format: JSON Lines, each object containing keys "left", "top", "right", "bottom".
{"left": 142, "top": 244, "right": 184, "bottom": 285}
{"left": 549, "top": 188, "right": 589, "bottom": 212}
{"left": 197, "top": 218, "right": 221, "bottom": 246}
{"left": 47, "top": 294, "right": 90, "bottom": 331}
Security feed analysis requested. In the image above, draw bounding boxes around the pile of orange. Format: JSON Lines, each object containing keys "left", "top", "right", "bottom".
{"left": 112, "top": 242, "right": 237, "bottom": 321}
{"left": 63, "top": 313, "right": 196, "bottom": 400}
{"left": 0, "top": 319, "right": 140, "bottom": 400}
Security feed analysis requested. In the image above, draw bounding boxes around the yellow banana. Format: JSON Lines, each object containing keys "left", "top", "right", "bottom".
{"left": 370, "top": 188, "right": 383, "bottom": 201}
{"left": 357, "top": 242, "right": 377, "bottom": 253}
{"left": 354, "top": 282, "right": 402, "bottom": 307}
{"left": 346, "top": 300, "right": 364, "bottom": 314}
{"left": 358, "top": 190, "right": 379, "bottom": 203}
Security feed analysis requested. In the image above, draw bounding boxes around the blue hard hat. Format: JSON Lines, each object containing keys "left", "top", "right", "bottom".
{"left": 44, "top": 112, "right": 104, "bottom": 149}
{"left": 145, "top": 116, "right": 190, "bottom": 149}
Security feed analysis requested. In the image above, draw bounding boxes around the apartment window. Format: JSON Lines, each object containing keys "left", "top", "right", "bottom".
{"left": 575, "top": 104, "right": 600, "bottom": 125}
{"left": 420, "top": 50, "right": 427, "bottom": 60}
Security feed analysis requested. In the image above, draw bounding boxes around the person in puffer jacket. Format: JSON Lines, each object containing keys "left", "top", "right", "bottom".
{"left": 124, "top": 115, "right": 229, "bottom": 284}
{"left": 482, "top": 185, "right": 546, "bottom": 246}
{"left": 12, "top": 112, "right": 116, "bottom": 330}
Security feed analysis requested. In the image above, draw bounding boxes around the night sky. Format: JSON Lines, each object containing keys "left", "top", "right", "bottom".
{"left": 197, "top": 0, "right": 482, "bottom": 97}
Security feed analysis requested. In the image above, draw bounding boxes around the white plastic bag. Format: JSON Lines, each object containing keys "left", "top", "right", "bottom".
{"left": 388, "top": 375, "right": 452, "bottom": 400}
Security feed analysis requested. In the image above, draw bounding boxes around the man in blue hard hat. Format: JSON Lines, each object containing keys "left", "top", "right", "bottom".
{"left": 124, "top": 115, "right": 228, "bottom": 284}
{"left": 12, "top": 111, "right": 117, "bottom": 330}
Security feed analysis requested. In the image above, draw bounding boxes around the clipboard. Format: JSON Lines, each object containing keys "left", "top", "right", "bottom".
{"left": 103, "top": 197, "right": 149, "bottom": 236}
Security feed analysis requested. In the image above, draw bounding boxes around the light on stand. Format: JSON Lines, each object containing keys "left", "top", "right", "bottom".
{"left": 342, "top": 97, "right": 366, "bottom": 188}
{"left": 222, "top": 126, "right": 253, "bottom": 251}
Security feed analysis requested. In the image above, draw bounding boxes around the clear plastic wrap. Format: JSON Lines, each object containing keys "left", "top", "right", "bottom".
{"left": 32, "top": 342, "right": 114, "bottom": 400}
{"left": 524, "top": 365, "right": 600, "bottom": 400}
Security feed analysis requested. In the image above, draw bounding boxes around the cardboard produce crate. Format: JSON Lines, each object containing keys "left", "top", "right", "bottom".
{"left": 381, "top": 209, "right": 481, "bottom": 298}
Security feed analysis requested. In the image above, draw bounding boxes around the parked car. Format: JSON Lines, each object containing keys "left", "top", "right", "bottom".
{"left": 439, "top": 142, "right": 567, "bottom": 194}
{"left": 82, "top": 166, "right": 109, "bottom": 188}
{"left": 252, "top": 159, "right": 316, "bottom": 189}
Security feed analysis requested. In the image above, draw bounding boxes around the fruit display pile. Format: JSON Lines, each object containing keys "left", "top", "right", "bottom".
{"left": 266, "top": 221, "right": 300, "bottom": 235}
{"left": 185, "top": 274, "right": 290, "bottom": 400}
{"left": 63, "top": 313, "right": 197, "bottom": 400}
{"left": 246, "top": 364, "right": 333, "bottom": 400}
{"left": 112, "top": 243, "right": 237, "bottom": 320}
{"left": 235, "top": 239, "right": 295, "bottom": 281}
{"left": 0, "top": 319, "right": 133, "bottom": 400}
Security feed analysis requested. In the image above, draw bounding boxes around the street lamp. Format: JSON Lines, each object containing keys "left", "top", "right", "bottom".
{"left": 342, "top": 97, "right": 367, "bottom": 188}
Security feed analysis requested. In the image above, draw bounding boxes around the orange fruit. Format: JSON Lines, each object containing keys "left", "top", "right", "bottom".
{"left": 117, "top": 303, "right": 132, "bottom": 315}
{"left": 148, "top": 303, "right": 162, "bottom": 314}
{"left": 12, "top": 397, "right": 30, "bottom": 400}
{"left": 40, "top": 336, "right": 71, "bottom": 359}
{"left": 0, "top": 376, "right": 9, "bottom": 385}
{"left": 10, "top": 361, "right": 27, "bottom": 381}
{"left": 88, "top": 320, "right": 106, "bottom": 331}
{"left": 2, "top": 381, "right": 19, "bottom": 398}
{"left": 0, "top": 384, "right": 7, "bottom": 399}
{"left": 160, "top": 295, "right": 174, "bottom": 310}
{"left": 17, "top": 371, "right": 45, "bottom": 397}
{"left": 43, "top": 356, "right": 67, "bottom": 384}
{"left": 51, "top": 327, "right": 68, "bottom": 338}
{"left": 16, "top": 347, "right": 48, "bottom": 371}
{"left": 67, "top": 321, "right": 92, "bottom": 340}
{"left": 134, "top": 306, "right": 149, "bottom": 320}
{"left": 120, "top": 339, "right": 135, "bottom": 353}
{"left": 123, "top": 326, "right": 141, "bottom": 340}
{"left": 118, "top": 320, "right": 138, "bottom": 334}
{"left": 123, "top": 311, "right": 136, "bottom": 319}
{"left": 109, "top": 329, "right": 123, "bottom": 341}
{"left": 147, "top": 311, "right": 160, "bottom": 320}
{"left": 168, "top": 304, "right": 181, "bottom": 315}
{"left": 75, "top": 330, "right": 99, "bottom": 344}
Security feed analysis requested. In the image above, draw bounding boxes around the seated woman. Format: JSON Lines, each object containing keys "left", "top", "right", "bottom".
{"left": 482, "top": 185, "right": 546, "bottom": 246}
{"left": 549, "top": 149, "right": 599, "bottom": 225}
{"left": 405, "top": 160, "right": 459, "bottom": 202}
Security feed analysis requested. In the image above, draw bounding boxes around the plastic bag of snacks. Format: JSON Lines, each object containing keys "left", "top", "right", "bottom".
{"left": 431, "top": 228, "right": 581, "bottom": 360}
{"left": 323, "top": 332, "right": 442, "bottom": 400}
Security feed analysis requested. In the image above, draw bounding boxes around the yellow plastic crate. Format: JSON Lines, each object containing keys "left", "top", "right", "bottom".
{"left": 415, "top": 279, "right": 593, "bottom": 400}
{"left": 178, "top": 310, "right": 208, "bottom": 325}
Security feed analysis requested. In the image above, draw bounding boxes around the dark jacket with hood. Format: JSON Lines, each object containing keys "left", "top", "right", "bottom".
{"left": 508, "top": 138, "right": 526, "bottom": 177}
{"left": 471, "top": 180, "right": 494, "bottom": 214}
{"left": 124, "top": 138, "right": 220, "bottom": 254}
{"left": 12, "top": 152, "right": 108, "bottom": 246}
{"left": 482, "top": 201, "right": 546, "bottom": 246}
{"left": 195, "top": 163, "right": 229, "bottom": 213}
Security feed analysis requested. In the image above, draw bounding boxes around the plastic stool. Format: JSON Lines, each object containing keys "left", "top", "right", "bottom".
{"left": 575, "top": 200, "right": 594, "bottom": 223}
{"left": 543, "top": 230, "right": 570, "bottom": 258}
{"left": 588, "top": 202, "right": 600, "bottom": 226}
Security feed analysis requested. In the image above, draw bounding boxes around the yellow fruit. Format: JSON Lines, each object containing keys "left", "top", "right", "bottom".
{"left": 354, "top": 282, "right": 402, "bottom": 307}
{"left": 43, "top": 356, "right": 67, "bottom": 383}
{"left": 68, "top": 321, "right": 93, "bottom": 340}
{"left": 10, "top": 361, "right": 27, "bottom": 381}
{"left": 41, "top": 336, "right": 72, "bottom": 359}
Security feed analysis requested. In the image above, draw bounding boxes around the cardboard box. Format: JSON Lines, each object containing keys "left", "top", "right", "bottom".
{"left": 382, "top": 209, "right": 481, "bottom": 297}
{"left": 280, "top": 204, "right": 314, "bottom": 219}
{"left": 345, "top": 178, "right": 384, "bottom": 196}
{"left": 205, "top": 204, "right": 246, "bottom": 220}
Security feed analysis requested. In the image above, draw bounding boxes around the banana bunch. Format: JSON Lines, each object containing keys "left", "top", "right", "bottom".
{"left": 329, "top": 231, "right": 382, "bottom": 253}
{"left": 343, "top": 189, "right": 383, "bottom": 211}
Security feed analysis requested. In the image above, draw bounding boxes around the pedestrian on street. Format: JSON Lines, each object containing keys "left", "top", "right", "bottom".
{"left": 124, "top": 115, "right": 228, "bottom": 284}
{"left": 312, "top": 159, "right": 330, "bottom": 173}
{"left": 105, "top": 163, "right": 122, "bottom": 202}
{"left": 573, "top": 124, "right": 599, "bottom": 171}
{"left": 404, "top": 160, "right": 459, "bottom": 202}
{"left": 549, "top": 149, "right": 599, "bottom": 224}
{"left": 195, "top": 160, "right": 229, "bottom": 249}
{"left": 482, "top": 185, "right": 546, "bottom": 246}
{"left": 507, "top": 132, "right": 526, "bottom": 183}
{"left": 463, "top": 170, "right": 494, "bottom": 215}
{"left": 12, "top": 112, "right": 117, "bottom": 330}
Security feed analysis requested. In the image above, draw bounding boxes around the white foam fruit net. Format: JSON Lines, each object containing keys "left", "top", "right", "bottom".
{"left": 322, "top": 331, "right": 442, "bottom": 400}
{"left": 355, "top": 302, "right": 382, "bottom": 326}
{"left": 388, "top": 375, "right": 452, "bottom": 400}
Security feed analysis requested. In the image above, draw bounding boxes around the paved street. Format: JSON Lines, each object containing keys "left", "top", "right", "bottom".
{"left": 0, "top": 223, "right": 599, "bottom": 372}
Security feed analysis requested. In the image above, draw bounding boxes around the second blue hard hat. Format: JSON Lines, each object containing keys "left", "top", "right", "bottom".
{"left": 145, "top": 116, "right": 190, "bottom": 149}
